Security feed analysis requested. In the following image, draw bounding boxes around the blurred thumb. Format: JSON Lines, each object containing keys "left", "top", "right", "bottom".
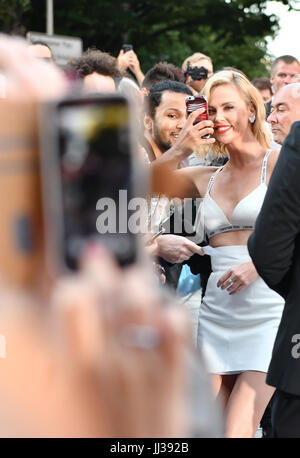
{"left": 193, "top": 245, "right": 205, "bottom": 256}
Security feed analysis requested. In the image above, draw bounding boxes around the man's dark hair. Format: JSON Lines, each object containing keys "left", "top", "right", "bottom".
{"left": 252, "top": 77, "right": 272, "bottom": 94}
{"left": 142, "top": 62, "right": 184, "bottom": 90}
{"left": 29, "top": 40, "right": 53, "bottom": 56}
{"left": 144, "top": 80, "right": 193, "bottom": 118}
{"left": 271, "top": 55, "right": 300, "bottom": 75}
{"left": 68, "top": 49, "right": 121, "bottom": 79}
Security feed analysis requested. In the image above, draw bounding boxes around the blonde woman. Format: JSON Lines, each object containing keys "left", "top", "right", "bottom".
{"left": 154, "top": 70, "right": 284, "bottom": 437}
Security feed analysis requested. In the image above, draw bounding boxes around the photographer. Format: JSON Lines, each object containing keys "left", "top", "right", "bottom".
{"left": 182, "top": 52, "right": 213, "bottom": 95}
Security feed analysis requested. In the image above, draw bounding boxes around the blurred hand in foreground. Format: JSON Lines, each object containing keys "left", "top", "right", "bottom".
{"left": 0, "top": 246, "right": 192, "bottom": 437}
{"left": 0, "top": 34, "right": 67, "bottom": 101}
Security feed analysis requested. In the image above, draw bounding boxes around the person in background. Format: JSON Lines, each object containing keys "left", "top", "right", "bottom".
{"left": 252, "top": 77, "right": 273, "bottom": 103}
{"left": 248, "top": 83, "right": 300, "bottom": 438}
{"left": 141, "top": 61, "right": 185, "bottom": 97}
{"left": 267, "top": 82, "right": 300, "bottom": 145}
{"left": 117, "top": 46, "right": 145, "bottom": 87}
{"left": 143, "top": 80, "right": 203, "bottom": 289}
{"left": 28, "top": 40, "right": 53, "bottom": 62}
{"left": 252, "top": 77, "right": 280, "bottom": 165}
{"left": 182, "top": 52, "right": 213, "bottom": 95}
{"left": 143, "top": 80, "right": 193, "bottom": 163}
{"left": 68, "top": 49, "right": 121, "bottom": 93}
{"left": 265, "top": 55, "right": 300, "bottom": 118}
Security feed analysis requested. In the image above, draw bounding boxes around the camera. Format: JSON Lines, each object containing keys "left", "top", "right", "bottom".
{"left": 184, "top": 62, "right": 208, "bottom": 81}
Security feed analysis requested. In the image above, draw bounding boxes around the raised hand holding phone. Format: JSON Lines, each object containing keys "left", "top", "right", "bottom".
{"left": 39, "top": 94, "right": 146, "bottom": 274}
{"left": 186, "top": 95, "right": 210, "bottom": 137}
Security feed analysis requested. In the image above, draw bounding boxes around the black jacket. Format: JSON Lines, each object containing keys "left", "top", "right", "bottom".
{"left": 265, "top": 100, "right": 272, "bottom": 120}
{"left": 248, "top": 121, "right": 300, "bottom": 396}
{"left": 161, "top": 198, "right": 212, "bottom": 294}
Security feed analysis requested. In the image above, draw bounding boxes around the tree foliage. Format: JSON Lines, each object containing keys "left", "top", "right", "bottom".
{"left": 0, "top": 0, "right": 297, "bottom": 79}
{"left": 0, "top": 0, "right": 31, "bottom": 34}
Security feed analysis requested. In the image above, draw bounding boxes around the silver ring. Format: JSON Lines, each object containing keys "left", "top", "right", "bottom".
{"left": 227, "top": 278, "right": 233, "bottom": 287}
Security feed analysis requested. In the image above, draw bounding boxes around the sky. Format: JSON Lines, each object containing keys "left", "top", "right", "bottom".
{"left": 265, "top": 1, "right": 300, "bottom": 60}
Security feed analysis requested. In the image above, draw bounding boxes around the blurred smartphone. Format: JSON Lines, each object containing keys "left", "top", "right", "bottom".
{"left": 39, "top": 93, "right": 145, "bottom": 273}
{"left": 122, "top": 44, "right": 133, "bottom": 53}
{"left": 185, "top": 95, "right": 210, "bottom": 138}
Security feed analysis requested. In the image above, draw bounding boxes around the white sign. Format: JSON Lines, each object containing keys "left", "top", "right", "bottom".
{"left": 27, "top": 32, "right": 82, "bottom": 66}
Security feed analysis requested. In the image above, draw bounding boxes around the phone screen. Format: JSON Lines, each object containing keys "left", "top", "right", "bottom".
{"left": 185, "top": 95, "right": 208, "bottom": 125}
{"left": 185, "top": 95, "right": 210, "bottom": 138}
{"left": 52, "top": 96, "right": 137, "bottom": 270}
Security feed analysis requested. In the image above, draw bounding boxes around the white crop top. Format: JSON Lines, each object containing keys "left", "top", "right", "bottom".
{"left": 203, "top": 150, "right": 271, "bottom": 239}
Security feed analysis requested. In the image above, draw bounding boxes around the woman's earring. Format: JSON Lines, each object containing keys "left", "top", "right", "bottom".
{"left": 249, "top": 115, "right": 256, "bottom": 124}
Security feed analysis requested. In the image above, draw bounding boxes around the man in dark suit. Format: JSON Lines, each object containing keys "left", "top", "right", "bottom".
{"left": 248, "top": 82, "right": 300, "bottom": 437}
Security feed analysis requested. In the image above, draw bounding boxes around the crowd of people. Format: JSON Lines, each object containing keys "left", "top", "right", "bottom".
{"left": 0, "top": 32, "right": 300, "bottom": 438}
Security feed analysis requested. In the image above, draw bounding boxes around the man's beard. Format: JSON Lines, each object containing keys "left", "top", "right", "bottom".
{"left": 153, "top": 123, "right": 172, "bottom": 153}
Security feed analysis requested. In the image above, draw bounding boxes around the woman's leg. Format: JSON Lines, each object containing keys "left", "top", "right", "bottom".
{"left": 210, "top": 374, "right": 238, "bottom": 407}
{"left": 225, "top": 370, "right": 275, "bottom": 438}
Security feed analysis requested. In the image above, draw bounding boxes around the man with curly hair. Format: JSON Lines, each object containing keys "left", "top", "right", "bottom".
{"left": 68, "top": 49, "right": 122, "bottom": 93}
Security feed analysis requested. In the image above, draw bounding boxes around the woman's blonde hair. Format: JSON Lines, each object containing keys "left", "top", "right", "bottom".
{"left": 198, "top": 70, "right": 271, "bottom": 159}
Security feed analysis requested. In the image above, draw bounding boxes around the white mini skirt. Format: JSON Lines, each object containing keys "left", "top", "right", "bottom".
{"left": 197, "top": 245, "right": 284, "bottom": 374}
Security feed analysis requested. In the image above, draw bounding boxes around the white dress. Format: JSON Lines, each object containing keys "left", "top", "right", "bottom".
{"left": 197, "top": 151, "right": 284, "bottom": 374}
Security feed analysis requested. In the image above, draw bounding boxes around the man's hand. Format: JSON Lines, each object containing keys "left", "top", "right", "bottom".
{"left": 117, "top": 49, "right": 144, "bottom": 85}
{"left": 143, "top": 232, "right": 159, "bottom": 256}
{"left": 127, "top": 51, "right": 141, "bottom": 73}
{"left": 127, "top": 51, "right": 144, "bottom": 85}
{"left": 117, "top": 49, "right": 130, "bottom": 72}
{"left": 156, "top": 234, "right": 204, "bottom": 263}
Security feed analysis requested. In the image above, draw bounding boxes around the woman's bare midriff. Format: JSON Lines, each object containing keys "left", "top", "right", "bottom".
{"left": 209, "top": 229, "right": 253, "bottom": 248}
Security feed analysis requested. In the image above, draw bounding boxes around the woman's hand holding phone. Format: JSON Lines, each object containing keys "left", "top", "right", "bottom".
{"left": 170, "top": 107, "right": 215, "bottom": 160}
